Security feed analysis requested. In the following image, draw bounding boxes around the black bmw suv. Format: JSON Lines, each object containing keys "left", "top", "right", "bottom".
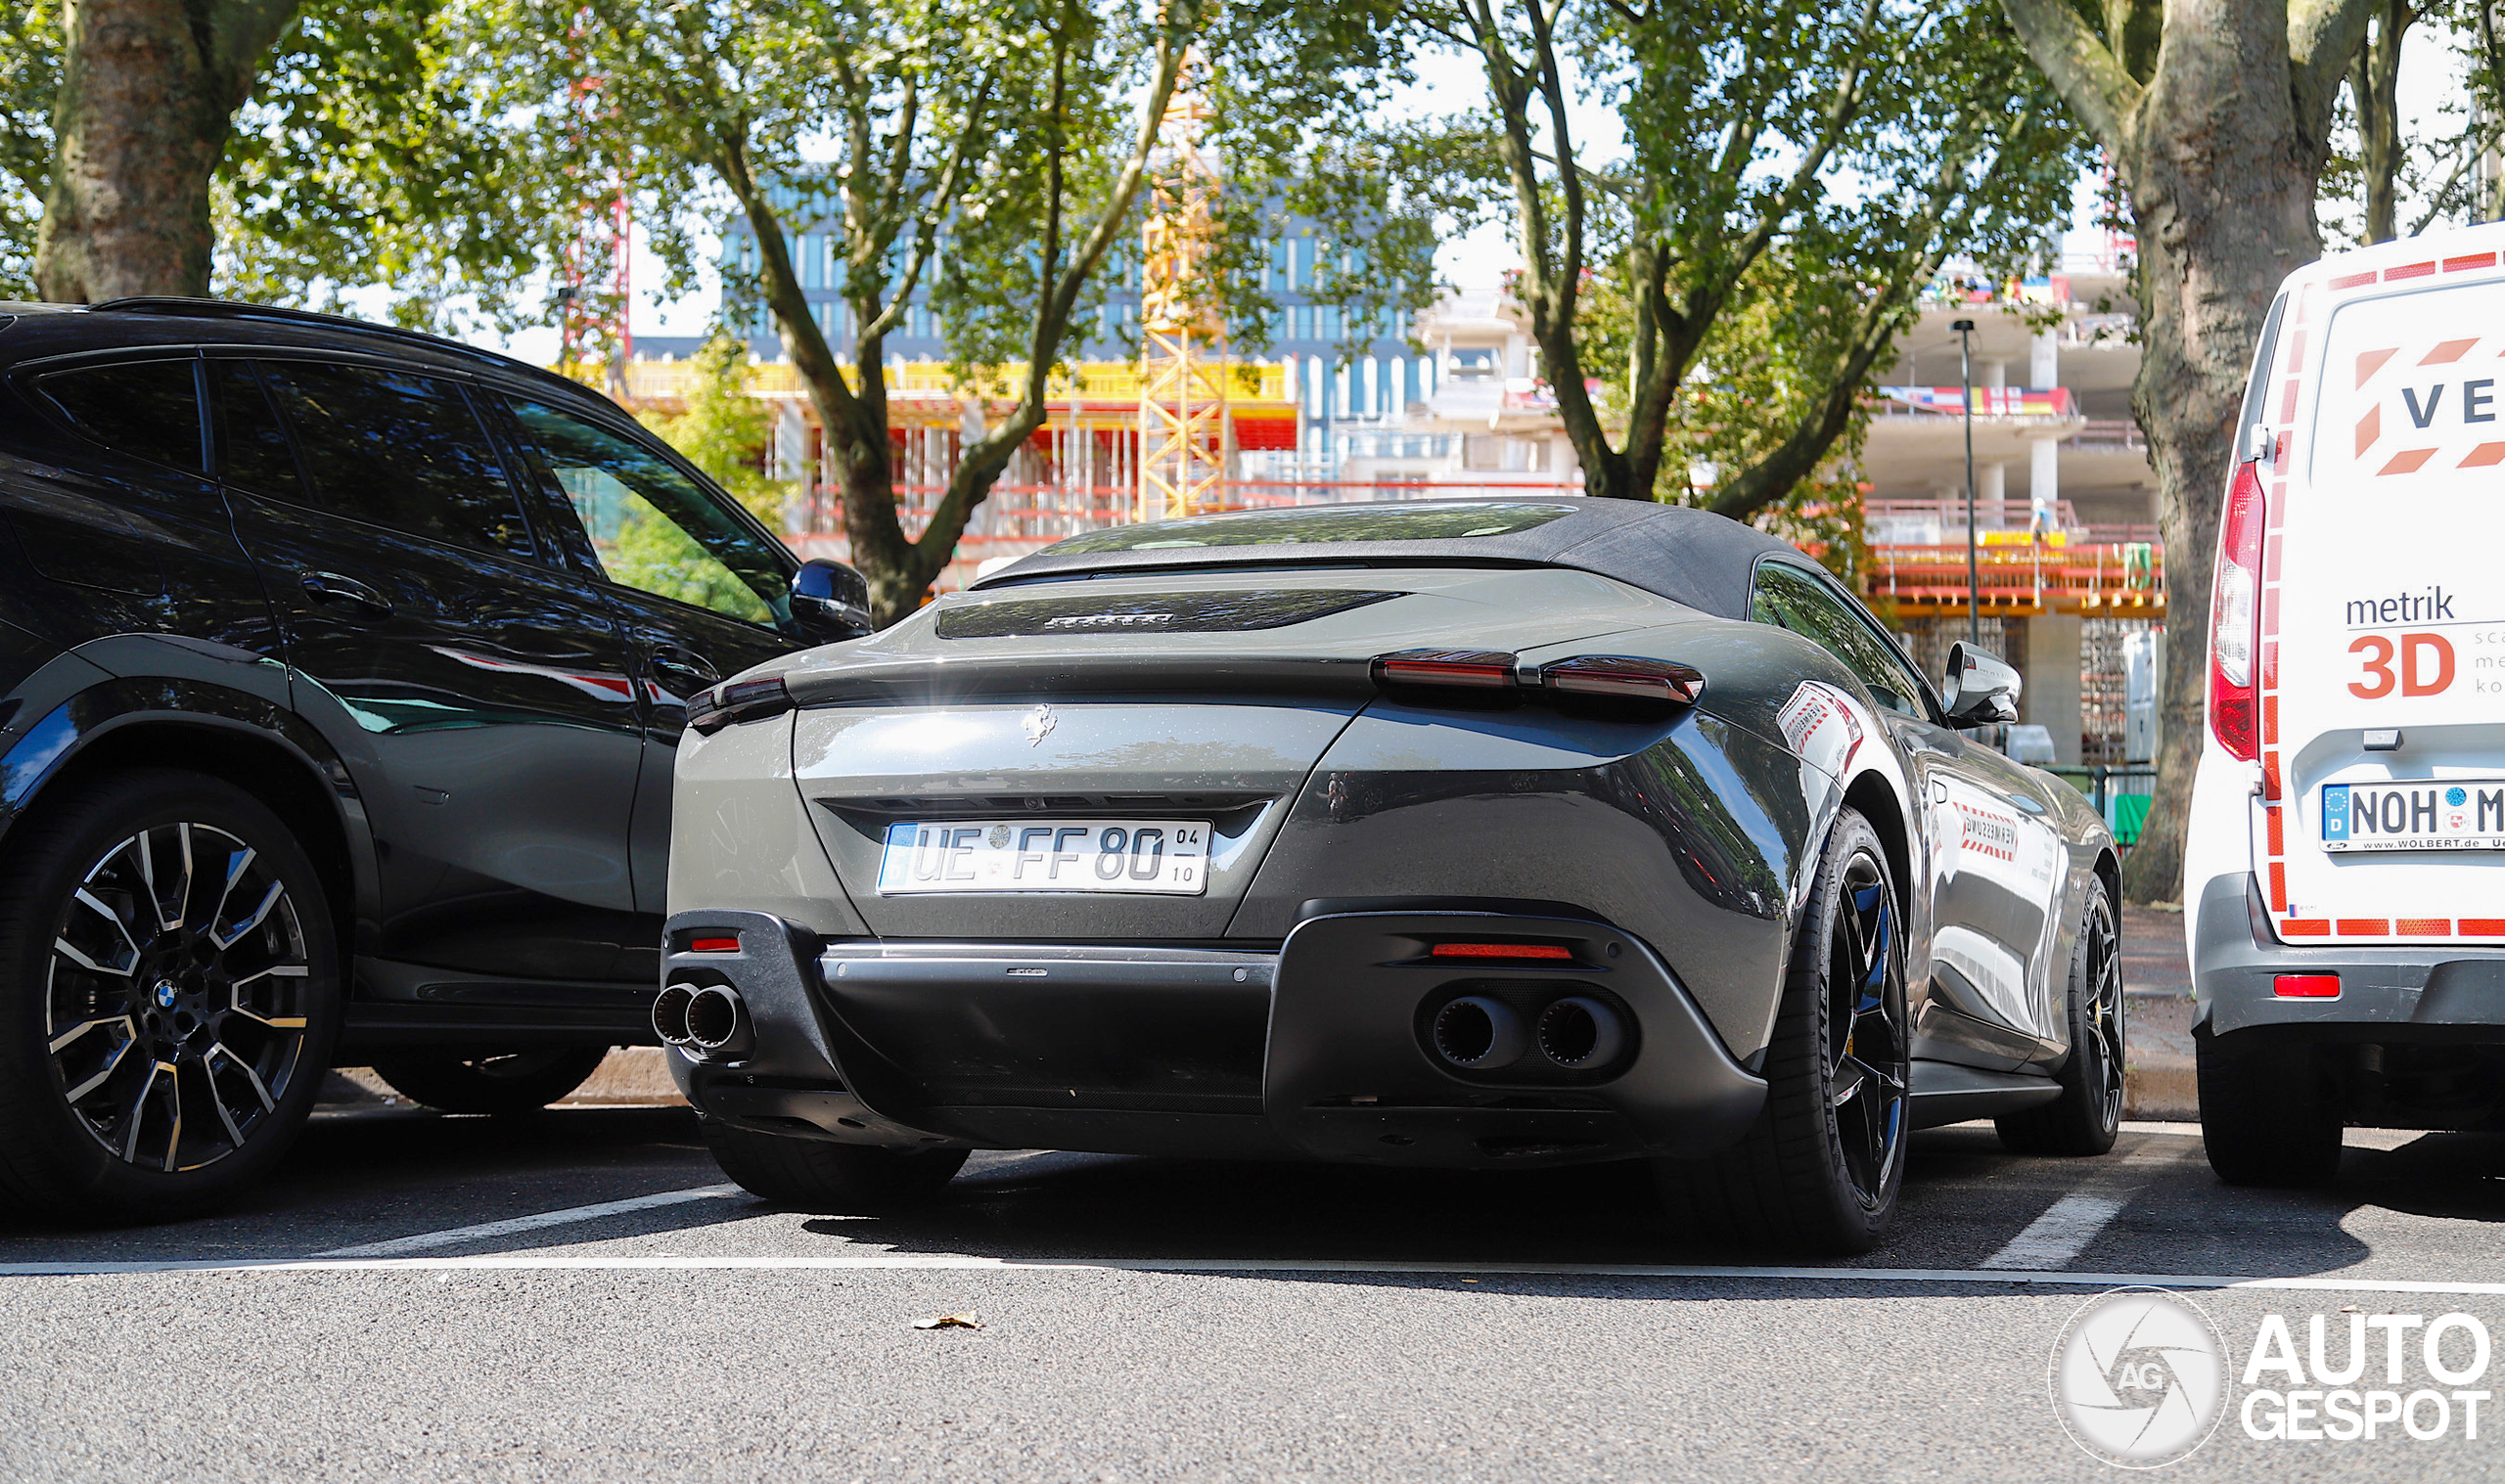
{"left": 0, "top": 298, "right": 869, "bottom": 1220}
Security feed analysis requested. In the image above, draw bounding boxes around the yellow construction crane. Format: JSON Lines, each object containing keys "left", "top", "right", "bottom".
{"left": 1136, "top": 48, "right": 1233, "bottom": 522}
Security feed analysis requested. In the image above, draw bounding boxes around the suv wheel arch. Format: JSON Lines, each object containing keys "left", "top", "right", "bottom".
{"left": 1, "top": 685, "right": 367, "bottom": 960}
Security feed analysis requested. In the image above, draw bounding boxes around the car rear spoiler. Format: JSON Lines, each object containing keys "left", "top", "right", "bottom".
{"left": 783, "top": 652, "right": 1380, "bottom": 707}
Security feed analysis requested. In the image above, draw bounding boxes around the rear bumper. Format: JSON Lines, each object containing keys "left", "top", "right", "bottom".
{"left": 2191, "top": 872, "right": 2505, "bottom": 1042}
{"left": 662, "top": 906, "right": 1767, "bottom": 1168}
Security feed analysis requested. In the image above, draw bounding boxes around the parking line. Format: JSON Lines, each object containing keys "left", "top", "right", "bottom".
{"left": 1980, "top": 1142, "right": 2194, "bottom": 1271}
{"left": 2, "top": 1253, "right": 2504, "bottom": 1295}
{"left": 312, "top": 1184, "right": 746, "bottom": 1257}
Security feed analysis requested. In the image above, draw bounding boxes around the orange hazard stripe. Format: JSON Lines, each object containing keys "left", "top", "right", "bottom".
{"left": 2337, "top": 919, "right": 2391, "bottom": 935}
{"left": 2282, "top": 919, "right": 2333, "bottom": 936}
{"left": 2396, "top": 919, "right": 2453, "bottom": 937}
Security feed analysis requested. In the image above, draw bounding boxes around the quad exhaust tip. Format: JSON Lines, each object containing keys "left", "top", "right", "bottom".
{"left": 653, "top": 982, "right": 697, "bottom": 1048}
{"left": 655, "top": 980, "right": 752, "bottom": 1060}
{"left": 1536, "top": 996, "right": 1626, "bottom": 1068}
{"left": 1430, "top": 996, "right": 1526, "bottom": 1068}
{"left": 1427, "top": 992, "right": 1630, "bottom": 1073}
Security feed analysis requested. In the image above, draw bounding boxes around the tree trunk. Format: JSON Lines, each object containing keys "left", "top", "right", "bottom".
{"left": 2118, "top": 135, "right": 2319, "bottom": 903}
{"left": 1998, "top": 0, "right": 2370, "bottom": 904}
{"left": 34, "top": 0, "right": 299, "bottom": 302}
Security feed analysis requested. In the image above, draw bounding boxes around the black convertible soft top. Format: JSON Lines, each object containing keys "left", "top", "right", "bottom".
{"left": 973, "top": 497, "right": 1803, "bottom": 622}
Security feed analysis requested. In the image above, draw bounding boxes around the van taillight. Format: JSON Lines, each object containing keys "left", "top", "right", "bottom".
{"left": 2209, "top": 460, "right": 2266, "bottom": 761}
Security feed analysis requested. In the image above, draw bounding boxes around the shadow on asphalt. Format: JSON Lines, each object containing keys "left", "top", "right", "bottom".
{"left": 0, "top": 1105, "right": 712, "bottom": 1242}
{"left": 797, "top": 1128, "right": 2499, "bottom": 1277}
{"left": 4, "top": 1108, "right": 2498, "bottom": 1281}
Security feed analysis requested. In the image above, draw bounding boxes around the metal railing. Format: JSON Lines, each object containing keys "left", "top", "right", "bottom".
{"left": 619, "top": 358, "right": 1297, "bottom": 405}
{"left": 2046, "top": 765, "right": 2160, "bottom": 847}
{"left": 1870, "top": 539, "right": 2166, "bottom": 616}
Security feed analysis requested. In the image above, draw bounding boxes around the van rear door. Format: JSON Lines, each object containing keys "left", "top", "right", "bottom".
{"left": 2267, "top": 261, "right": 2505, "bottom": 944}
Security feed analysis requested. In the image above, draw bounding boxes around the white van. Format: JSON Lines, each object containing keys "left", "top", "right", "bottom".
{"left": 2185, "top": 224, "right": 2505, "bottom": 1186}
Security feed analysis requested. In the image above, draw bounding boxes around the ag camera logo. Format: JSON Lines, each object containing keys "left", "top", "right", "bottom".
{"left": 2049, "top": 1288, "right": 2228, "bottom": 1468}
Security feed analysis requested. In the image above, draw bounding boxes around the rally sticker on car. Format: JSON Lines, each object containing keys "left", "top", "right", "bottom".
{"left": 1777, "top": 681, "right": 1865, "bottom": 778}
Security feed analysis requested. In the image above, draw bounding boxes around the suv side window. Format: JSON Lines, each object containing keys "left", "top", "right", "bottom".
{"left": 257, "top": 360, "right": 535, "bottom": 558}
{"left": 1750, "top": 562, "right": 1930, "bottom": 718}
{"left": 207, "top": 360, "right": 309, "bottom": 501}
{"left": 504, "top": 396, "right": 788, "bottom": 628}
{"left": 34, "top": 359, "right": 205, "bottom": 472}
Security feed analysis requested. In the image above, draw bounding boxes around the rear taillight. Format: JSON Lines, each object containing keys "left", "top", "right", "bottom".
{"left": 1372, "top": 650, "right": 1519, "bottom": 690}
{"left": 688, "top": 676, "right": 794, "bottom": 735}
{"left": 1539, "top": 655, "right": 1704, "bottom": 704}
{"left": 1371, "top": 652, "right": 1703, "bottom": 711}
{"left": 2209, "top": 460, "right": 2266, "bottom": 760}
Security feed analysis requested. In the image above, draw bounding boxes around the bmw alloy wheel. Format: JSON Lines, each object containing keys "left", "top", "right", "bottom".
{"left": 44, "top": 822, "right": 315, "bottom": 1173}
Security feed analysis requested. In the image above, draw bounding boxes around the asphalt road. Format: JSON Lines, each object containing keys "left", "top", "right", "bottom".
{"left": 2, "top": 1103, "right": 2501, "bottom": 1483}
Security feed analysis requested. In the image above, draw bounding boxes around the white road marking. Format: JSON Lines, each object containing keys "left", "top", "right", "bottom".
{"left": 2, "top": 1254, "right": 2504, "bottom": 1295}
{"left": 312, "top": 1184, "right": 745, "bottom": 1257}
{"left": 1979, "top": 1142, "right": 2191, "bottom": 1271}
{"left": 1979, "top": 1194, "right": 2128, "bottom": 1271}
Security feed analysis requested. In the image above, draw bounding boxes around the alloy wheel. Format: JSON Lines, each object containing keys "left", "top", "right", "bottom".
{"left": 2079, "top": 897, "right": 2124, "bottom": 1133}
{"left": 1824, "top": 850, "right": 1908, "bottom": 1206}
{"left": 42, "top": 822, "right": 314, "bottom": 1173}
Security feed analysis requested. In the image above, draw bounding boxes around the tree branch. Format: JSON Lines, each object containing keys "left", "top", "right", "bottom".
{"left": 1996, "top": 0, "right": 2142, "bottom": 150}
{"left": 2288, "top": 0, "right": 2382, "bottom": 149}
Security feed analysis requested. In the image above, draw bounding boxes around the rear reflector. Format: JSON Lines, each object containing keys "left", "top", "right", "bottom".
{"left": 2273, "top": 973, "right": 2340, "bottom": 998}
{"left": 1540, "top": 654, "right": 1705, "bottom": 705}
{"left": 1372, "top": 650, "right": 1518, "bottom": 689}
{"left": 1431, "top": 942, "right": 1573, "bottom": 961}
{"left": 686, "top": 935, "right": 741, "bottom": 954}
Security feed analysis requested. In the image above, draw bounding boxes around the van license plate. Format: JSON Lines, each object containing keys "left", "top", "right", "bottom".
{"left": 2322, "top": 782, "right": 2505, "bottom": 851}
{"left": 875, "top": 820, "right": 1212, "bottom": 894}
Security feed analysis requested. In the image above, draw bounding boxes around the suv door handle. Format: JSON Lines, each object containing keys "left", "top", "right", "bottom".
{"left": 299, "top": 570, "right": 393, "bottom": 617}
{"left": 649, "top": 645, "right": 720, "bottom": 694}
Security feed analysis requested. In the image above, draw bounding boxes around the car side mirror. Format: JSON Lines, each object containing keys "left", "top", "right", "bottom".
{"left": 791, "top": 558, "right": 873, "bottom": 644}
{"left": 1941, "top": 641, "right": 2021, "bottom": 727}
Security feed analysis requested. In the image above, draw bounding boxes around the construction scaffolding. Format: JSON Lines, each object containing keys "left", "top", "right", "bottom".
{"left": 1135, "top": 51, "right": 1232, "bottom": 522}
{"left": 559, "top": 7, "right": 630, "bottom": 381}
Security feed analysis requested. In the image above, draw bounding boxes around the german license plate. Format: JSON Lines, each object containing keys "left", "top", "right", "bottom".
{"left": 875, "top": 820, "right": 1212, "bottom": 894}
{"left": 2322, "top": 781, "right": 2505, "bottom": 851}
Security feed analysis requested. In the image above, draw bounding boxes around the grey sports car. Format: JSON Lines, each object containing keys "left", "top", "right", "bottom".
{"left": 657, "top": 499, "right": 2122, "bottom": 1252}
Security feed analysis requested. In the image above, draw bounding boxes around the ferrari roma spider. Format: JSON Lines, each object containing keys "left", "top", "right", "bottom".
{"left": 659, "top": 498, "right": 2122, "bottom": 1252}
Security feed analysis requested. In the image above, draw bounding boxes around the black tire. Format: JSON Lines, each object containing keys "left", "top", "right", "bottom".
{"left": 699, "top": 1117, "right": 967, "bottom": 1213}
{"left": 2199, "top": 1033, "right": 2344, "bottom": 1187}
{"left": 368, "top": 1047, "right": 613, "bottom": 1115}
{"left": 1996, "top": 877, "right": 2124, "bottom": 1156}
{"left": 0, "top": 768, "right": 341, "bottom": 1222}
{"left": 1656, "top": 808, "right": 1910, "bottom": 1255}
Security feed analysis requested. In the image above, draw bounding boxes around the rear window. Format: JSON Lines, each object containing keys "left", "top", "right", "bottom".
{"left": 1047, "top": 502, "right": 1572, "bottom": 554}
{"left": 34, "top": 359, "right": 204, "bottom": 472}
